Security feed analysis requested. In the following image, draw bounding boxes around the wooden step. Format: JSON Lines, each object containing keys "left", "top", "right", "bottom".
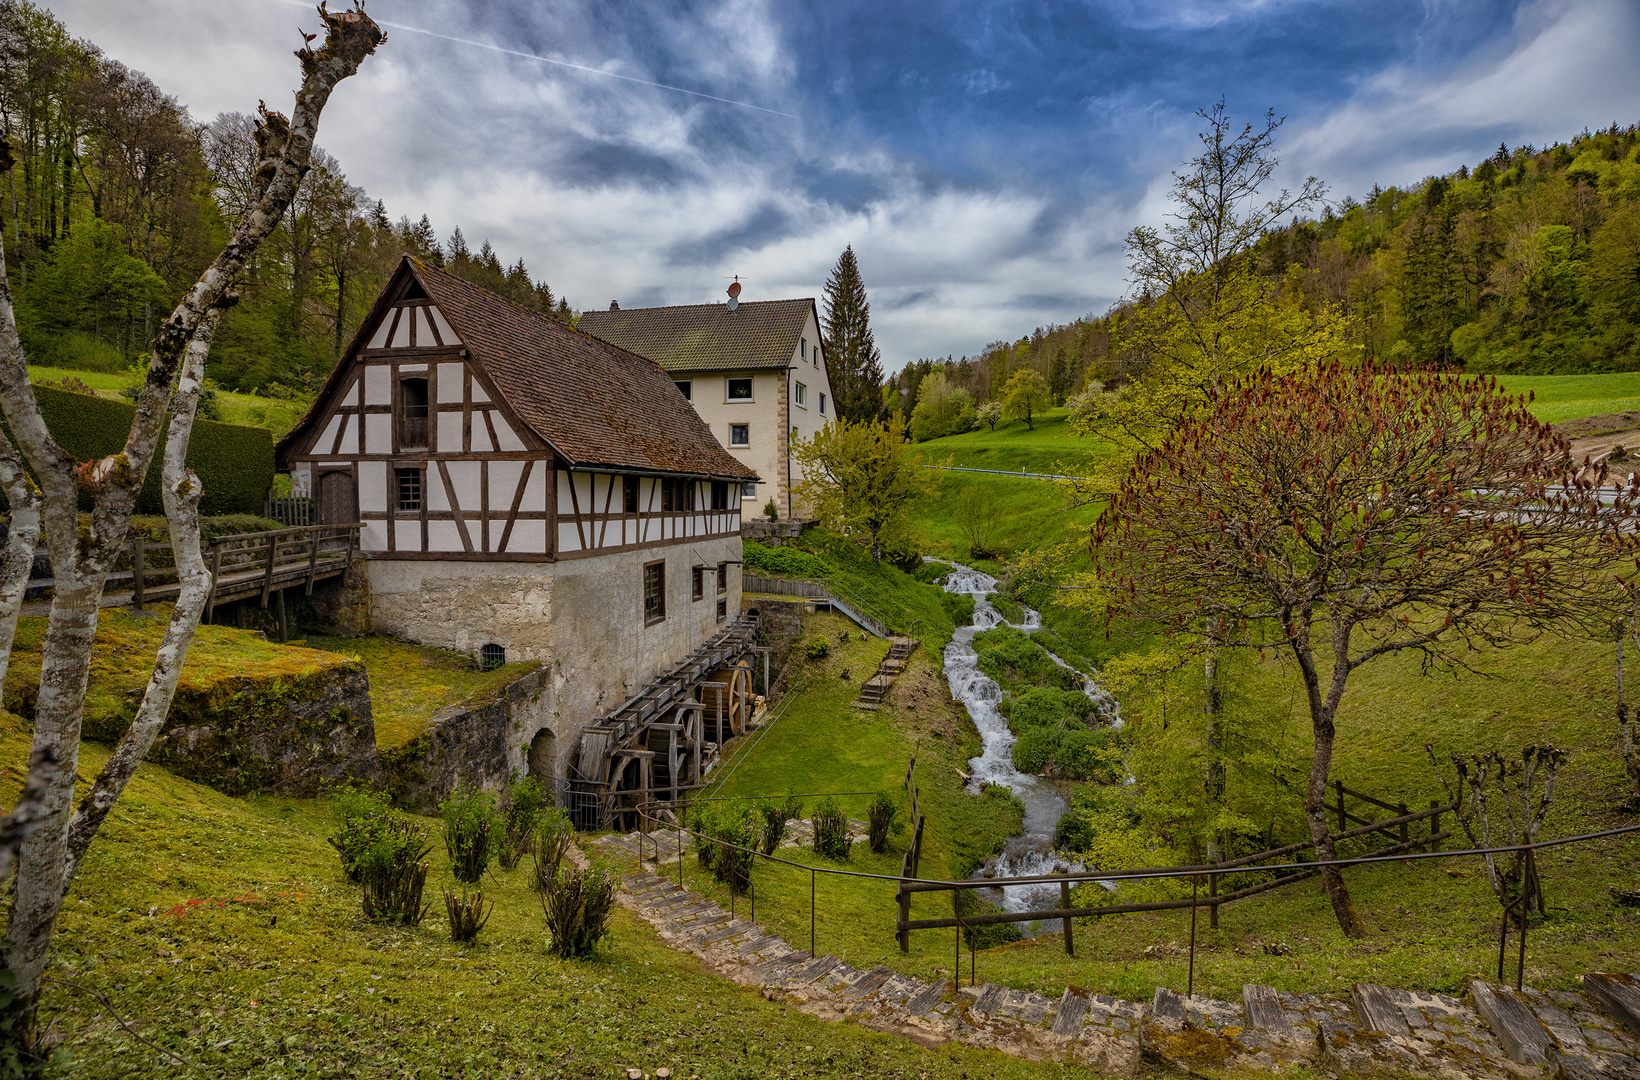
{"left": 1470, "top": 982, "right": 1552, "bottom": 1065}
{"left": 1582, "top": 974, "right": 1640, "bottom": 1039}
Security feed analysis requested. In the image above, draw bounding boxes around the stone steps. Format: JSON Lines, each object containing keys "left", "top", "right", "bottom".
{"left": 610, "top": 864, "right": 1640, "bottom": 1077}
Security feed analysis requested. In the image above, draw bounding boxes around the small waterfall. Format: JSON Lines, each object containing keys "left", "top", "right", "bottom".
{"left": 934, "top": 561, "right": 1119, "bottom": 919}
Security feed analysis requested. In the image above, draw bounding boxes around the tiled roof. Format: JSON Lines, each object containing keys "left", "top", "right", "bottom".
{"left": 277, "top": 257, "right": 756, "bottom": 481}
{"left": 578, "top": 298, "right": 816, "bottom": 373}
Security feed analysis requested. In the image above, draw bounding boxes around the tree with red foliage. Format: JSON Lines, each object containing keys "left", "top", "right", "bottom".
{"left": 1090, "top": 362, "right": 1639, "bottom": 937}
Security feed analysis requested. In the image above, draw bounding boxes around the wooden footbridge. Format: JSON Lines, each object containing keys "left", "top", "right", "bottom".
{"left": 568, "top": 612, "right": 770, "bottom": 829}
{"left": 20, "top": 523, "right": 362, "bottom": 643}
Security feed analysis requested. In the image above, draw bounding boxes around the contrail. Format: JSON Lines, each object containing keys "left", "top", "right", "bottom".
{"left": 270, "top": 0, "right": 798, "bottom": 119}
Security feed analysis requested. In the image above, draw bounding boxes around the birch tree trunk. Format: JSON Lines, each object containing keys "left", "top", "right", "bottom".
{"left": 62, "top": 309, "right": 222, "bottom": 884}
{"left": 0, "top": 7, "right": 382, "bottom": 1040}
{"left": 0, "top": 435, "right": 41, "bottom": 694}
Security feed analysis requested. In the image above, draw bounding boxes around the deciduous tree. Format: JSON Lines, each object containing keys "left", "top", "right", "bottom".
{"left": 1001, "top": 369, "right": 1050, "bottom": 430}
{"left": 1090, "top": 362, "right": 1638, "bottom": 937}
{"left": 0, "top": 4, "right": 382, "bottom": 1044}
{"left": 792, "top": 417, "right": 930, "bottom": 564}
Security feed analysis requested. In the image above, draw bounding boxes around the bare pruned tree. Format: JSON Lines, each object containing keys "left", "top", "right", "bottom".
{"left": 1090, "top": 362, "right": 1638, "bottom": 937}
{"left": 1427, "top": 744, "right": 1567, "bottom": 914}
{"left": 0, "top": 2, "right": 382, "bottom": 1045}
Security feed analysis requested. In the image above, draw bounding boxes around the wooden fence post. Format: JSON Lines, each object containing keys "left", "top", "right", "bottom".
{"left": 1061, "top": 879, "right": 1074, "bottom": 956}
{"left": 206, "top": 542, "right": 224, "bottom": 624}
{"left": 260, "top": 535, "right": 277, "bottom": 607}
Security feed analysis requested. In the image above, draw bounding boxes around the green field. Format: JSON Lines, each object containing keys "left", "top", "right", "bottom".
{"left": 913, "top": 407, "right": 1102, "bottom": 474}
{"left": 1499, "top": 372, "right": 1640, "bottom": 424}
{"left": 27, "top": 365, "right": 311, "bottom": 436}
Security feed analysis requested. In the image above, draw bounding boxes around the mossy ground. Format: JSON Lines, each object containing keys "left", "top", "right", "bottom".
{"left": 2, "top": 608, "right": 353, "bottom": 738}
{"left": 303, "top": 635, "right": 537, "bottom": 751}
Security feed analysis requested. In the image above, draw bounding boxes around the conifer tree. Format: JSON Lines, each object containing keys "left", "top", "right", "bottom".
{"left": 822, "top": 245, "right": 887, "bottom": 422}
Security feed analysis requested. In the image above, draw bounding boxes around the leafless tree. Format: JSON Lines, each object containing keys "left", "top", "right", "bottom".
{"left": 0, "top": 3, "right": 382, "bottom": 1043}
{"left": 1428, "top": 744, "right": 1567, "bottom": 914}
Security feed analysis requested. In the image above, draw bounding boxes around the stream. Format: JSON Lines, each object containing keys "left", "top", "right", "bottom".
{"left": 937, "top": 562, "right": 1120, "bottom": 924}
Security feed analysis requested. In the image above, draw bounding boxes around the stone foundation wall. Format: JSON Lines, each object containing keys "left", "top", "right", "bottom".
{"left": 749, "top": 598, "right": 806, "bottom": 695}
{"left": 146, "top": 662, "right": 382, "bottom": 796}
{"left": 383, "top": 667, "right": 552, "bottom": 811}
{"left": 305, "top": 561, "right": 372, "bottom": 636}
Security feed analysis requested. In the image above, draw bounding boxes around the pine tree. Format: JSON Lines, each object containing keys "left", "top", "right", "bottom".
{"left": 822, "top": 245, "right": 887, "bottom": 422}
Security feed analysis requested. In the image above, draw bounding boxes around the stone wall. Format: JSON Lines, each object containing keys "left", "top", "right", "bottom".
{"left": 749, "top": 597, "right": 806, "bottom": 695}
{"left": 382, "top": 667, "right": 552, "bottom": 811}
{"left": 740, "top": 519, "right": 810, "bottom": 542}
{"left": 305, "top": 560, "right": 372, "bottom": 636}
{"left": 146, "top": 661, "right": 382, "bottom": 796}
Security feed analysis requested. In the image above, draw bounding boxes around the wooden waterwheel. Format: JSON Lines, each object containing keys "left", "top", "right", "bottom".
{"left": 703, "top": 661, "right": 755, "bottom": 741}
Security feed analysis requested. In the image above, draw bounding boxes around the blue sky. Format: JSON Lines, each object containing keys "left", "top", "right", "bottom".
{"left": 50, "top": 0, "right": 1640, "bottom": 370}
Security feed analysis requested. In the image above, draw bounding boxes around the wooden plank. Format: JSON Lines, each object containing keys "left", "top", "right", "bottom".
{"left": 1469, "top": 981, "right": 1551, "bottom": 1065}
{"left": 1243, "top": 984, "right": 1295, "bottom": 1038}
{"left": 974, "top": 983, "right": 1006, "bottom": 1015}
{"left": 436, "top": 461, "right": 474, "bottom": 552}
{"left": 499, "top": 459, "right": 535, "bottom": 553}
{"left": 1050, "top": 989, "right": 1089, "bottom": 1036}
{"left": 906, "top": 980, "right": 952, "bottom": 1020}
{"left": 1352, "top": 983, "right": 1412, "bottom": 1038}
{"left": 1582, "top": 973, "right": 1640, "bottom": 1039}
{"left": 1152, "top": 986, "right": 1187, "bottom": 1022}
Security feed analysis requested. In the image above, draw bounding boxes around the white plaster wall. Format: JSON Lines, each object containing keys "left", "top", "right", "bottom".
{"left": 682, "top": 369, "right": 780, "bottom": 511}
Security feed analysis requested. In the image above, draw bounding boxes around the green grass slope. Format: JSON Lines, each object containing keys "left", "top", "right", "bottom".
{"left": 5, "top": 716, "right": 1096, "bottom": 1080}
{"left": 1500, "top": 372, "right": 1640, "bottom": 424}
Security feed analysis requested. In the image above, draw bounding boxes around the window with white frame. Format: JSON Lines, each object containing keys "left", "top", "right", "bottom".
{"left": 726, "top": 377, "right": 753, "bottom": 401}
{"left": 819, "top": 393, "right": 827, "bottom": 414}
{"left": 729, "top": 423, "right": 750, "bottom": 447}
{"left": 740, "top": 481, "right": 757, "bottom": 496}
{"left": 795, "top": 381, "right": 807, "bottom": 407}
{"left": 674, "top": 379, "right": 692, "bottom": 401}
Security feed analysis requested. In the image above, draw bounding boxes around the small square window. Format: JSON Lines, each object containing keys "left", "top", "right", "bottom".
{"left": 717, "top": 563, "right": 727, "bottom": 594}
{"left": 624, "top": 475, "right": 639, "bottom": 514}
{"left": 396, "top": 467, "right": 422, "bottom": 512}
{"left": 675, "top": 380, "right": 692, "bottom": 401}
{"left": 729, "top": 423, "right": 750, "bottom": 447}
{"left": 740, "top": 481, "right": 757, "bottom": 497}
{"left": 819, "top": 393, "right": 827, "bottom": 414}
{"left": 716, "top": 598, "right": 727, "bottom": 622}
{"left": 643, "top": 561, "right": 666, "bottom": 625}
{"left": 727, "top": 377, "right": 753, "bottom": 401}
{"left": 795, "top": 381, "right": 807, "bottom": 407}
{"left": 692, "top": 566, "right": 705, "bottom": 601}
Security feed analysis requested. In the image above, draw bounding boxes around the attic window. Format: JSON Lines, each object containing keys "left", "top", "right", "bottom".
{"left": 800, "top": 339, "right": 806, "bottom": 359}
{"left": 479, "top": 643, "right": 505, "bottom": 671}
{"left": 675, "top": 380, "right": 692, "bottom": 401}
{"left": 400, "top": 279, "right": 429, "bottom": 301}
{"left": 398, "top": 377, "right": 429, "bottom": 450}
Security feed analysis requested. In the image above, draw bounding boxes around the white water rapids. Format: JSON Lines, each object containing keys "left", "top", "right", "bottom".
{"left": 937, "top": 561, "right": 1120, "bottom": 924}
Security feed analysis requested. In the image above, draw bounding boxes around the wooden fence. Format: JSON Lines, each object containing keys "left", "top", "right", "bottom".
{"left": 264, "top": 496, "right": 314, "bottom": 526}
{"left": 895, "top": 757, "right": 927, "bottom": 951}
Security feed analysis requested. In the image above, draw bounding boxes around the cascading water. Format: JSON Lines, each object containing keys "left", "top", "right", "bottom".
{"left": 937, "top": 561, "right": 1119, "bottom": 923}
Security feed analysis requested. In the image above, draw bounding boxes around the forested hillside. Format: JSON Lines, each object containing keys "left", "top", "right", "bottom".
{"left": 0, "top": 0, "right": 573, "bottom": 398}
{"left": 896, "top": 123, "right": 1640, "bottom": 415}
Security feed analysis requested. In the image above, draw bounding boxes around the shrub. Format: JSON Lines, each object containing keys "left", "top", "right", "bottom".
{"left": 763, "top": 499, "right": 778, "bottom": 520}
{"left": 440, "top": 784, "right": 499, "bottom": 884}
{"left": 804, "top": 635, "right": 830, "bottom": 660}
{"left": 866, "top": 791, "right": 902, "bottom": 854}
{"left": 759, "top": 795, "right": 803, "bottom": 856}
{"left": 532, "top": 807, "right": 575, "bottom": 891}
{"left": 811, "top": 797, "right": 852, "bottom": 861}
{"left": 743, "top": 541, "right": 832, "bottom": 578}
{"left": 444, "top": 887, "right": 492, "bottom": 943}
{"left": 326, "top": 786, "right": 394, "bottom": 884}
{"left": 497, "top": 775, "right": 546, "bottom": 870}
{"left": 708, "top": 803, "right": 757, "bottom": 896}
{"left": 541, "top": 860, "right": 621, "bottom": 959}
{"left": 355, "top": 816, "right": 433, "bottom": 925}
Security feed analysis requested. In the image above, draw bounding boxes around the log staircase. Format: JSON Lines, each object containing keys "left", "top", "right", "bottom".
{"left": 856, "top": 637, "right": 917, "bottom": 708}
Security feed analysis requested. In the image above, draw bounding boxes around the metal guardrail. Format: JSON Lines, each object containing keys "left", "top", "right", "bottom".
{"left": 742, "top": 575, "right": 892, "bottom": 639}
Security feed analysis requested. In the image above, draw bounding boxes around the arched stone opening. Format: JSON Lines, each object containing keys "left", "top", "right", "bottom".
{"left": 528, "top": 728, "right": 554, "bottom": 784}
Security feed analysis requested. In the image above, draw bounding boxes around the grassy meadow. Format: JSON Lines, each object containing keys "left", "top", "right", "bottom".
{"left": 27, "top": 365, "right": 311, "bottom": 436}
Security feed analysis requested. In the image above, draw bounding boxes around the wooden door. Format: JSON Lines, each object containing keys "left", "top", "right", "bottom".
{"left": 318, "top": 469, "right": 358, "bottom": 525}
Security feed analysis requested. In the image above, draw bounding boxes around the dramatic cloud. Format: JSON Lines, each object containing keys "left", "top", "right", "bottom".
{"left": 43, "top": 0, "right": 1640, "bottom": 369}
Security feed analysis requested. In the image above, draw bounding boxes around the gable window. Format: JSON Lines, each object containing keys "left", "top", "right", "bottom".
{"left": 643, "top": 561, "right": 666, "bottom": 625}
{"left": 717, "top": 562, "right": 727, "bottom": 594}
{"left": 795, "top": 381, "right": 807, "bottom": 407}
{"left": 729, "top": 423, "right": 750, "bottom": 447}
{"left": 675, "top": 380, "right": 692, "bottom": 401}
{"left": 395, "top": 467, "right": 422, "bottom": 512}
{"left": 710, "top": 481, "right": 728, "bottom": 510}
{"left": 819, "top": 393, "right": 827, "bottom": 415}
{"left": 692, "top": 567, "right": 705, "bottom": 601}
{"left": 398, "top": 377, "right": 429, "bottom": 450}
{"left": 800, "top": 338, "right": 806, "bottom": 359}
{"left": 726, "top": 377, "right": 753, "bottom": 401}
{"left": 624, "top": 475, "right": 639, "bottom": 514}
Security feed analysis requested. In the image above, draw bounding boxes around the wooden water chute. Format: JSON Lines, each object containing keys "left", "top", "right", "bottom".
{"left": 566, "top": 614, "right": 767, "bottom": 827}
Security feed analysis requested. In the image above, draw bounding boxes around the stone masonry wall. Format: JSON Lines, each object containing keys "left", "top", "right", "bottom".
{"left": 383, "top": 667, "right": 551, "bottom": 811}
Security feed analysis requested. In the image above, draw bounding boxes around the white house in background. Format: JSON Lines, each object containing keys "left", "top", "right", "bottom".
{"left": 578, "top": 285, "right": 834, "bottom": 520}
{"left": 275, "top": 255, "right": 759, "bottom": 782}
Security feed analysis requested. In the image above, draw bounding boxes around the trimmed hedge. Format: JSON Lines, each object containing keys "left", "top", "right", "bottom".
{"left": 5, "top": 385, "right": 273, "bottom": 515}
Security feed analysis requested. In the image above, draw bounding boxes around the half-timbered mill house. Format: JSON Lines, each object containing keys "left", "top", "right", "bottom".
{"left": 578, "top": 286, "right": 835, "bottom": 520}
{"left": 275, "top": 256, "right": 763, "bottom": 803}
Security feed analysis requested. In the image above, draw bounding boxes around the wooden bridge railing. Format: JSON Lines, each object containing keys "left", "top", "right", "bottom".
{"left": 203, "top": 523, "right": 361, "bottom": 623}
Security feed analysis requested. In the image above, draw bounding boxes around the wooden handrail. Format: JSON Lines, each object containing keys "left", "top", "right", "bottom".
{"left": 207, "top": 522, "right": 363, "bottom": 545}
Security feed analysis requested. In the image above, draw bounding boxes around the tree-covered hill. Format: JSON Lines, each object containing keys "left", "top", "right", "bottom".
{"left": 0, "top": 0, "right": 574, "bottom": 396}
{"left": 895, "top": 123, "right": 1640, "bottom": 413}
